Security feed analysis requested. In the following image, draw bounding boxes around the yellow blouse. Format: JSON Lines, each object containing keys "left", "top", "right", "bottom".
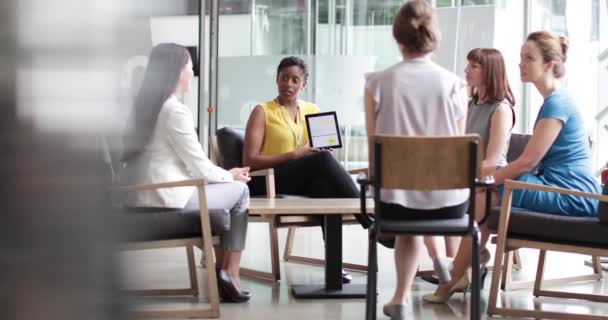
{"left": 259, "top": 99, "right": 320, "bottom": 156}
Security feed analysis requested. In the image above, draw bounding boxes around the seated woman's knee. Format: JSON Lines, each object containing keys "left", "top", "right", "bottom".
{"left": 232, "top": 181, "right": 250, "bottom": 205}
{"left": 233, "top": 180, "right": 249, "bottom": 195}
{"left": 315, "top": 150, "right": 339, "bottom": 166}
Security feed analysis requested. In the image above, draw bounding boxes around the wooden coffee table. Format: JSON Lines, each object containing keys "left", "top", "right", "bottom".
{"left": 249, "top": 198, "right": 374, "bottom": 299}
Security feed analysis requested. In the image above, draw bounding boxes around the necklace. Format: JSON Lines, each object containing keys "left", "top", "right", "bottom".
{"left": 275, "top": 98, "right": 303, "bottom": 147}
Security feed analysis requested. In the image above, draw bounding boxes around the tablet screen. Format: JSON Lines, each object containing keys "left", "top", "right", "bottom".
{"left": 305, "top": 111, "right": 342, "bottom": 149}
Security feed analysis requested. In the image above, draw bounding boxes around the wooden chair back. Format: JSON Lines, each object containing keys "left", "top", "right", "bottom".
{"left": 209, "top": 134, "right": 221, "bottom": 166}
{"left": 373, "top": 134, "right": 481, "bottom": 191}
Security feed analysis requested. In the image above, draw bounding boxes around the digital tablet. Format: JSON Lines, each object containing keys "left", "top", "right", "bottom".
{"left": 305, "top": 111, "right": 342, "bottom": 149}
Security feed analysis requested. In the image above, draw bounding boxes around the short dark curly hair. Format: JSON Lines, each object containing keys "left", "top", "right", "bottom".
{"left": 276, "top": 56, "right": 309, "bottom": 80}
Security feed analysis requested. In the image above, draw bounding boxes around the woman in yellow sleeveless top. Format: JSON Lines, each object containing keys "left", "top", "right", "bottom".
{"left": 243, "top": 57, "right": 372, "bottom": 283}
{"left": 257, "top": 99, "right": 320, "bottom": 156}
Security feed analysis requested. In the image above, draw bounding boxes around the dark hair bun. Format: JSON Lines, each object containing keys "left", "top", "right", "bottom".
{"left": 392, "top": 0, "right": 439, "bottom": 55}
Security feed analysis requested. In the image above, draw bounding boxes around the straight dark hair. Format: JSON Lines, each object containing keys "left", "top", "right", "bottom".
{"left": 122, "top": 43, "right": 189, "bottom": 163}
{"left": 467, "top": 48, "right": 515, "bottom": 107}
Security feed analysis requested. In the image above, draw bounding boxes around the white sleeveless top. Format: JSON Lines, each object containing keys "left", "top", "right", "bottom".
{"left": 365, "top": 57, "right": 469, "bottom": 209}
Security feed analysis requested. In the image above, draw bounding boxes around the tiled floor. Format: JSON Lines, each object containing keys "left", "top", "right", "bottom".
{"left": 122, "top": 225, "right": 608, "bottom": 319}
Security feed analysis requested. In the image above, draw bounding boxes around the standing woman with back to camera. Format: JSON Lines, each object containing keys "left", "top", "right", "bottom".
{"left": 364, "top": 1, "right": 469, "bottom": 318}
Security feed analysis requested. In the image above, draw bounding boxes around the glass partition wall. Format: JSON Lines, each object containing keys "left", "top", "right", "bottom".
{"left": 214, "top": 0, "right": 514, "bottom": 169}
{"left": 123, "top": 0, "right": 605, "bottom": 177}
{"left": 216, "top": 0, "right": 411, "bottom": 170}
{"left": 209, "top": 0, "right": 605, "bottom": 173}
{"left": 598, "top": 0, "right": 608, "bottom": 175}
{"left": 120, "top": 0, "right": 203, "bottom": 140}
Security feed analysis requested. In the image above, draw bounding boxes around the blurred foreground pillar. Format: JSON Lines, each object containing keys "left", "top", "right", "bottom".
{"left": 0, "top": 1, "right": 131, "bottom": 319}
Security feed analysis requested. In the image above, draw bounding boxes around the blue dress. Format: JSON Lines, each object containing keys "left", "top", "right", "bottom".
{"left": 499, "top": 89, "right": 601, "bottom": 217}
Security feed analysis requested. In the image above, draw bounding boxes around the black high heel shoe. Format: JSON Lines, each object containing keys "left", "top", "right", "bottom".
{"left": 480, "top": 266, "right": 488, "bottom": 289}
{"left": 215, "top": 268, "right": 251, "bottom": 298}
{"left": 217, "top": 269, "right": 251, "bottom": 303}
{"left": 421, "top": 275, "right": 440, "bottom": 285}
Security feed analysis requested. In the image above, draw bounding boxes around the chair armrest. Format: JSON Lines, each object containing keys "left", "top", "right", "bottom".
{"left": 504, "top": 180, "right": 608, "bottom": 203}
{"left": 356, "top": 172, "right": 374, "bottom": 224}
{"left": 250, "top": 168, "right": 275, "bottom": 177}
{"left": 116, "top": 178, "right": 215, "bottom": 250}
{"left": 356, "top": 172, "right": 374, "bottom": 186}
{"left": 476, "top": 175, "right": 496, "bottom": 188}
{"left": 249, "top": 168, "right": 276, "bottom": 198}
{"left": 476, "top": 176, "right": 495, "bottom": 226}
{"left": 349, "top": 168, "right": 368, "bottom": 175}
{"left": 116, "top": 178, "right": 206, "bottom": 192}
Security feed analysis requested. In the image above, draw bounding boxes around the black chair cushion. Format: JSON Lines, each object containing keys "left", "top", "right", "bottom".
{"left": 487, "top": 206, "right": 608, "bottom": 248}
{"left": 120, "top": 207, "right": 229, "bottom": 242}
{"left": 598, "top": 183, "right": 608, "bottom": 225}
{"left": 216, "top": 127, "right": 245, "bottom": 169}
{"left": 506, "top": 134, "right": 530, "bottom": 163}
{"left": 379, "top": 215, "right": 471, "bottom": 235}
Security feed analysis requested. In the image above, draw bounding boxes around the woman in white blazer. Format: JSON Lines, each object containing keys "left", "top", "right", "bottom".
{"left": 122, "top": 43, "right": 252, "bottom": 303}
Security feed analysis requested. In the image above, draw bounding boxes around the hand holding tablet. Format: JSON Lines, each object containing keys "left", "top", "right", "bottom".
{"left": 305, "top": 111, "right": 342, "bottom": 149}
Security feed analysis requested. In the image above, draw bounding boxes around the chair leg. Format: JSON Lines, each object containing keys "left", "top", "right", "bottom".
{"left": 531, "top": 252, "right": 608, "bottom": 305}
{"left": 501, "top": 250, "right": 514, "bottom": 291}
{"left": 488, "top": 237, "right": 521, "bottom": 272}
{"left": 186, "top": 245, "right": 199, "bottom": 296}
{"left": 283, "top": 227, "right": 297, "bottom": 260}
{"left": 365, "top": 227, "right": 378, "bottom": 320}
{"left": 533, "top": 249, "right": 547, "bottom": 297}
{"left": 470, "top": 228, "right": 481, "bottom": 320}
{"left": 240, "top": 219, "right": 281, "bottom": 281}
{"left": 487, "top": 236, "right": 506, "bottom": 316}
{"left": 197, "top": 190, "right": 222, "bottom": 318}
{"left": 268, "top": 220, "right": 281, "bottom": 281}
{"left": 504, "top": 250, "right": 602, "bottom": 291}
{"left": 487, "top": 188, "right": 514, "bottom": 317}
{"left": 127, "top": 244, "right": 204, "bottom": 297}
{"left": 512, "top": 249, "right": 522, "bottom": 271}
{"left": 592, "top": 255, "right": 603, "bottom": 278}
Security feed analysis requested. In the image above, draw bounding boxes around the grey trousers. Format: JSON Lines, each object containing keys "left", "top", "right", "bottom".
{"left": 186, "top": 181, "right": 249, "bottom": 251}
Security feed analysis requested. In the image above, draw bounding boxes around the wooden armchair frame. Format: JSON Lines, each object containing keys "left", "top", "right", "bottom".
{"left": 488, "top": 180, "right": 608, "bottom": 320}
{"left": 489, "top": 237, "right": 600, "bottom": 292}
{"left": 120, "top": 178, "right": 220, "bottom": 318}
